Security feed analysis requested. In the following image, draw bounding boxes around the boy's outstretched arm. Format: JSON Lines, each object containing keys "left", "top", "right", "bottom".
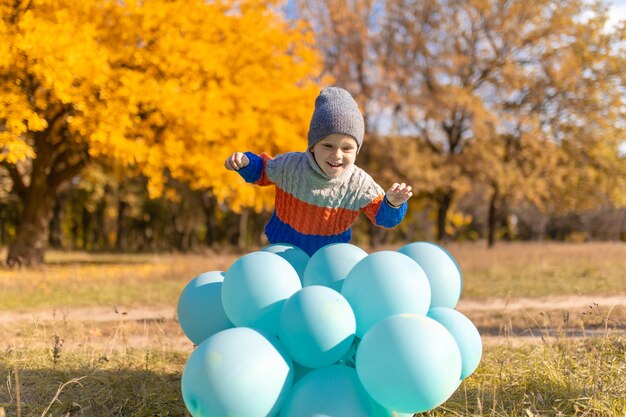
{"left": 385, "top": 182, "right": 413, "bottom": 207}
{"left": 224, "top": 152, "right": 250, "bottom": 171}
{"left": 224, "top": 151, "right": 274, "bottom": 186}
{"left": 362, "top": 182, "right": 412, "bottom": 229}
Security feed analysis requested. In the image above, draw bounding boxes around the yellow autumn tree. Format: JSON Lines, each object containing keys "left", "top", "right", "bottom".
{"left": 0, "top": 0, "right": 321, "bottom": 266}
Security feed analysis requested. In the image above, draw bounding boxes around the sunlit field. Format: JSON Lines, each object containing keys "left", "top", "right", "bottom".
{"left": 1, "top": 242, "right": 625, "bottom": 311}
{"left": 1, "top": 242, "right": 625, "bottom": 416}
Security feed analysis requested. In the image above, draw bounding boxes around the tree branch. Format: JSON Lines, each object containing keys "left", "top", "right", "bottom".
{"left": 421, "top": 127, "right": 442, "bottom": 154}
{"left": 10, "top": 0, "right": 32, "bottom": 25}
{"left": 48, "top": 147, "right": 90, "bottom": 190}
{"left": 0, "top": 160, "right": 27, "bottom": 200}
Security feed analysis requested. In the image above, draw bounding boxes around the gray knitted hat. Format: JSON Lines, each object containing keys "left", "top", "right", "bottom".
{"left": 307, "top": 87, "right": 364, "bottom": 151}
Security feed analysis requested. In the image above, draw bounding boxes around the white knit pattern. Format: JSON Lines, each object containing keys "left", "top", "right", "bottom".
{"left": 265, "top": 151, "right": 383, "bottom": 211}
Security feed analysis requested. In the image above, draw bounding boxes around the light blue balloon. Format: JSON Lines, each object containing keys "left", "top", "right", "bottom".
{"left": 177, "top": 271, "right": 233, "bottom": 345}
{"left": 262, "top": 243, "right": 310, "bottom": 281}
{"left": 341, "top": 251, "right": 431, "bottom": 337}
{"left": 281, "top": 365, "right": 393, "bottom": 417}
{"left": 356, "top": 314, "right": 462, "bottom": 413}
{"left": 428, "top": 307, "right": 482, "bottom": 379}
{"left": 302, "top": 243, "right": 368, "bottom": 291}
{"left": 181, "top": 327, "right": 293, "bottom": 417}
{"left": 222, "top": 251, "right": 302, "bottom": 335}
{"left": 397, "top": 242, "right": 462, "bottom": 309}
{"left": 278, "top": 286, "right": 356, "bottom": 368}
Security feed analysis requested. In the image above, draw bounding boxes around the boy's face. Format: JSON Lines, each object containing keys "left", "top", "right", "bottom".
{"left": 311, "top": 133, "right": 358, "bottom": 178}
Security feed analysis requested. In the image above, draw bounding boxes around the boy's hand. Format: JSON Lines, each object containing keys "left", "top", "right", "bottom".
{"left": 224, "top": 152, "right": 249, "bottom": 171}
{"left": 386, "top": 183, "right": 413, "bottom": 207}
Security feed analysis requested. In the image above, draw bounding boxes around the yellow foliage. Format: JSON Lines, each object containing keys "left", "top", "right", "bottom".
{"left": 1, "top": 0, "right": 321, "bottom": 212}
{"left": 445, "top": 209, "right": 473, "bottom": 237}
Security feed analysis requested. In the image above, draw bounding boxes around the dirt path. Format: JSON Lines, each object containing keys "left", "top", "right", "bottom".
{"left": 1, "top": 294, "right": 624, "bottom": 351}
{"left": 1, "top": 294, "right": 624, "bottom": 324}
{"left": 457, "top": 294, "right": 626, "bottom": 312}
{"left": 0, "top": 305, "right": 176, "bottom": 324}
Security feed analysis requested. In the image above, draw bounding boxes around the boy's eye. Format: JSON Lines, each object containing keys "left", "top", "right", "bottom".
{"left": 323, "top": 144, "right": 333, "bottom": 148}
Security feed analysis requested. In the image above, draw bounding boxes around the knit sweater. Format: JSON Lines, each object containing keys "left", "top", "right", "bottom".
{"left": 238, "top": 150, "right": 407, "bottom": 256}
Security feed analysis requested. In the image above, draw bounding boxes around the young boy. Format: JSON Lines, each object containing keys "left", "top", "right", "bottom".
{"left": 224, "top": 86, "right": 412, "bottom": 256}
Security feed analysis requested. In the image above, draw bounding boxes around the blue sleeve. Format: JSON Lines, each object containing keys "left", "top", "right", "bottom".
{"left": 374, "top": 197, "right": 408, "bottom": 228}
{"left": 238, "top": 152, "right": 264, "bottom": 183}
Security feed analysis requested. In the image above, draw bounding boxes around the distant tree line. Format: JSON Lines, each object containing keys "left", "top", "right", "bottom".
{"left": 1, "top": 148, "right": 623, "bottom": 255}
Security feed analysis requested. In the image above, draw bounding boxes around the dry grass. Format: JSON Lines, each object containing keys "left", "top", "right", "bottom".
{"left": 1, "top": 242, "right": 625, "bottom": 311}
{"left": 0, "top": 250, "right": 239, "bottom": 311}
{"left": 2, "top": 347, "right": 188, "bottom": 416}
{"left": 1, "top": 324, "right": 624, "bottom": 416}
{"left": 446, "top": 241, "right": 626, "bottom": 298}
{"left": 429, "top": 335, "right": 626, "bottom": 416}
{"left": 1, "top": 306, "right": 192, "bottom": 416}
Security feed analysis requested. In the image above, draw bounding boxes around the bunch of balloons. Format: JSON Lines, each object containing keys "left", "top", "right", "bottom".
{"left": 177, "top": 242, "right": 482, "bottom": 417}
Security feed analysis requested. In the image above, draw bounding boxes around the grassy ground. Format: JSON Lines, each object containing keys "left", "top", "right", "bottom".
{"left": 2, "top": 335, "right": 624, "bottom": 416}
{"left": 451, "top": 242, "right": 626, "bottom": 299}
{"left": 0, "top": 242, "right": 625, "bottom": 416}
{"left": 1, "top": 242, "right": 625, "bottom": 311}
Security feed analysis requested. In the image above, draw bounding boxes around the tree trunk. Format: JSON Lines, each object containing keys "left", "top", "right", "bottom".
{"left": 238, "top": 208, "right": 249, "bottom": 249}
{"left": 116, "top": 199, "right": 128, "bottom": 251}
{"left": 487, "top": 187, "right": 499, "bottom": 248}
{"left": 199, "top": 191, "right": 218, "bottom": 247}
{"left": 0, "top": 207, "right": 5, "bottom": 246}
{"left": 435, "top": 191, "right": 453, "bottom": 242}
{"left": 5, "top": 106, "right": 89, "bottom": 265}
{"left": 92, "top": 197, "right": 107, "bottom": 250}
{"left": 81, "top": 207, "right": 91, "bottom": 250}
{"left": 250, "top": 210, "right": 270, "bottom": 247}
{"left": 368, "top": 222, "right": 384, "bottom": 248}
{"left": 7, "top": 185, "right": 57, "bottom": 267}
{"left": 535, "top": 214, "right": 549, "bottom": 241}
{"left": 48, "top": 192, "right": 66, "bottom": 249}
{"left": 179, "top": 231, "right": 188, "bottom": 251}
{"left": 70, "top": 213, "right": 79, "bottom": 250}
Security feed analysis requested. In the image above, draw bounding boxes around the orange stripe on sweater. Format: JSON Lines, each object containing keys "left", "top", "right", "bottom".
{"left": 362, "top": 194, "right": 385, "bottom": 225}
{"left": 275, "top": 188, "right": 360, "bottom": 236}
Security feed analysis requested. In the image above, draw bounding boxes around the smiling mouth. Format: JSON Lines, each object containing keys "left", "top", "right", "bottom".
{"left": 327, "top": 162, "right": 343, "bottom": 168}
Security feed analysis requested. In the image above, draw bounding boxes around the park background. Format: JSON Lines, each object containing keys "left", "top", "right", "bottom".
{"left": 1, "top": 0, "right": 625, "bottom": 416}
